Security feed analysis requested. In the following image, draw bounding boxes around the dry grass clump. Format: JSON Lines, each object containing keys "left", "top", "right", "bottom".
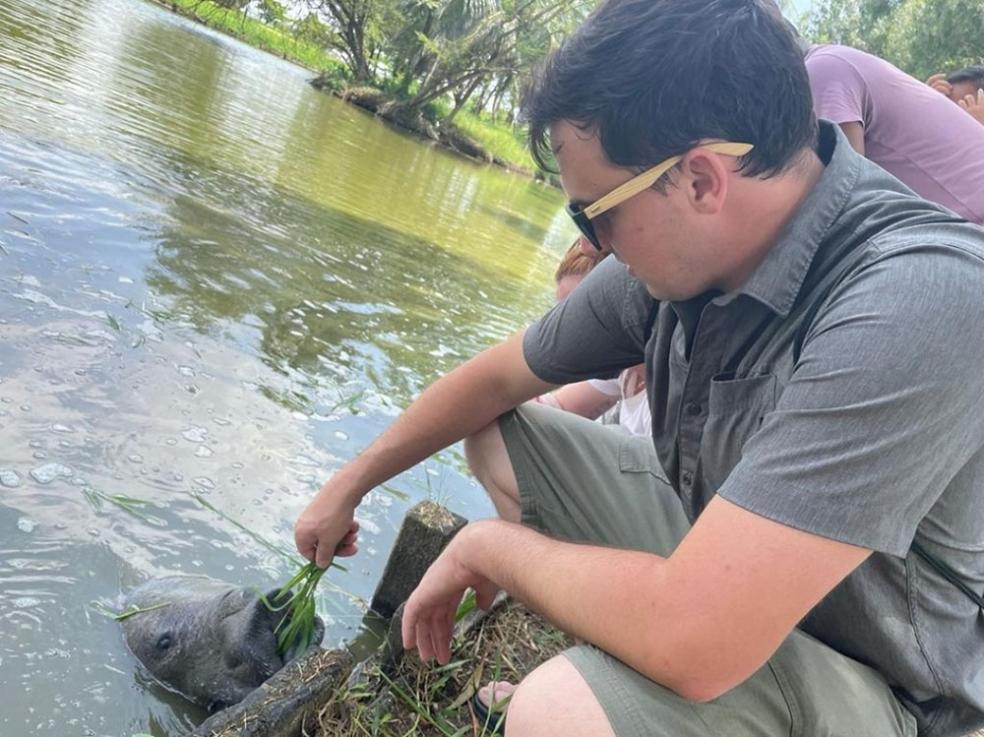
{"left": 314, "top": 601, "right": 573, "bottom": 737}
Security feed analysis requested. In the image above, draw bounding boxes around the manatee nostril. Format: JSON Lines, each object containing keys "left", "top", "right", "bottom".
{"left": 156, "top": 633, "right": 173, "bottom": 651}
{"left": 208, "top": 699, "right": 228, "bottom": 713}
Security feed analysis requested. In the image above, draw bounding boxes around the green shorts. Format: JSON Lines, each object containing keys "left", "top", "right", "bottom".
{"left": 499, "top": 403, "right": 918, "bottom": 737}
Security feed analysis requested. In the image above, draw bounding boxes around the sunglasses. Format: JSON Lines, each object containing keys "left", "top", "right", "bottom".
{"left": 566, "top": 141, "right": 755, "bottom": 251}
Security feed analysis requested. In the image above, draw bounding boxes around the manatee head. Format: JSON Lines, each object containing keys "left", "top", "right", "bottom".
{"left": 120, "top": 576, "right": 324, "bottom": 712}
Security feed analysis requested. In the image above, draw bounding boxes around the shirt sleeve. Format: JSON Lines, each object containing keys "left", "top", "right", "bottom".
{"left": 523, "top": 255, "right": 655, "bottom": 385}
{"left": 719, "top": 242, "right": 984, "bottom": 557}
{"left": 805, "top": 49, "right": 867, "bottom": 126}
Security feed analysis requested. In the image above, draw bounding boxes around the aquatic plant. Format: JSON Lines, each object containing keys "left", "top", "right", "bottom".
{"left": 91, "top": 601, "right": 170, "bottom": 621}
{"left": 262, "top": 562, "right": 329, "bottom": 656}
{"left": 82, "top": 486, "right": 164, "bottom": 526}
{"left": 192, "top": 493, "right": 350, "bottom": 657}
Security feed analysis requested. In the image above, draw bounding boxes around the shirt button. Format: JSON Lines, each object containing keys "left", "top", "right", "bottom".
{"left": 681, "top": 471, "right": 694, "bottom": 487}
{"left": 686, "top": 402, "right": 701, "bottom": 417}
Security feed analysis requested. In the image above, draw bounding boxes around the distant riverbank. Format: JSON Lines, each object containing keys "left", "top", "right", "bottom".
{"left": 146, "top": 0, "right": 537, "bottom": 176}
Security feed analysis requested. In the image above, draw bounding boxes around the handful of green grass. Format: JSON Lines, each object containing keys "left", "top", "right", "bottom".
{"left": 191, "top": 493, "right": 347, "bottom": 657}
{"left": 262, "top": 562, "right": 328, "bottom": 656}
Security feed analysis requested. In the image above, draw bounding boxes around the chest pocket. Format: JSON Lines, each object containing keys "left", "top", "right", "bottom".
{"left": 699, "top": 372, "right": 777, "bottom": 495}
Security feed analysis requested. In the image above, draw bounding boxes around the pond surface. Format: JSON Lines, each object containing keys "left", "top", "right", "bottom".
{"left": 0, "top": 0, "right": 570, "bottom": 732}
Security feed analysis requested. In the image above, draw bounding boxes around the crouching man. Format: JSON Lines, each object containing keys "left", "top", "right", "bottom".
{"left": 296, "top": 1, "right": 984, "bottom": 735}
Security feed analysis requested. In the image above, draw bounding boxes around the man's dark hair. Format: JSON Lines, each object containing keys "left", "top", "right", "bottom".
{"left": 946, "top": 65, "right": 984, "bottom": 91}
{"left": 522, "top": 0, "right": 818, "bottom": 179}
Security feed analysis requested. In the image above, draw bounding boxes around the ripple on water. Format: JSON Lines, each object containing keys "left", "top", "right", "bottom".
{"left": 181, "top": 426, "right": 207, "bottom": 443}
{"left": 29, "top": 463, "right": 73, "bottom": 484}
{"left": 0, "top": 470, "right": 21, "bottom": 487}
{"left": 11, "top": 596, "right": 42, "bottom": 608}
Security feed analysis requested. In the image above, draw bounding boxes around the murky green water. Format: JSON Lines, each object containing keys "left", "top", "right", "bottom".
{"left": 0, "top": 0, "right": 570, "bottom": 732}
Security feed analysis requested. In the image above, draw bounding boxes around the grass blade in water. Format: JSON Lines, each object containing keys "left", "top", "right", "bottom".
{"left": 91, "top": 601, "right": 170, "bottom": 621}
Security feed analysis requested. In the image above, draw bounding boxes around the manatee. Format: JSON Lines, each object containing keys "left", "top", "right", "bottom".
{"left": 120, "top": 576, "right": 324, "bottom": 712}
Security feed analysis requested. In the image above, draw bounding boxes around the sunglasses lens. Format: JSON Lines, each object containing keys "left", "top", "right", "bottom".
{"left": 579, "top": 224, "right": 602, "bottom": 251}
{"left": 567, "top": 204, "right": 603, "bottom": 251}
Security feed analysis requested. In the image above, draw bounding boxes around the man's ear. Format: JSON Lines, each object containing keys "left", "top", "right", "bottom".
{"left": 678, "top": 148, "right": 729, "bottom": 215}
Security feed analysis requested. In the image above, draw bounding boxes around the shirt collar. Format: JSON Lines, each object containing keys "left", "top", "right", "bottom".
{"left": 711, "top": 121, "right": 862, "bottom": 317}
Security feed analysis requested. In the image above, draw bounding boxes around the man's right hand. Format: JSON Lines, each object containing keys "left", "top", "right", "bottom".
{"left": 294, "top": 485, "right": 361, "bottom": 569}
{"left": 291, "top": 331, "right": 548, "bottom": 569}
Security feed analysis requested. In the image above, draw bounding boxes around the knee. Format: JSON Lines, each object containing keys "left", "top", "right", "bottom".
{"left": 505, "top": 656, "right": 614, "bottom": 737}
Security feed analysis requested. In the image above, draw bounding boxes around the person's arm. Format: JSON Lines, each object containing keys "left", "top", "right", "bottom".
{"left": 838, "top": 121, "right": 865, "bottom": 155}
{"left": 540, "top": 380, "right": 618, "bottom": 419}
{"left": 294, "top": 331, "right": 555, "bottom": 567}
{"left": 403, "top": 500, "right": 869, "bottom": 701}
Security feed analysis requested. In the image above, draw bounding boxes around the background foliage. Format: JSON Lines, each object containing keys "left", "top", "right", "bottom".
{"left": 171, "top": 0, "right": 983, "bottom": 169}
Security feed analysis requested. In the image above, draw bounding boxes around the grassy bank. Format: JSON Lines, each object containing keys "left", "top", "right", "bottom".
{"left": 161, "top": 0, "right": 349, "bottom": 73}
{"left": 150, "top": 0, "right": 536, "bottom": 174}
{"left": 449, "top": 110, "right": 533, "bottom": 173}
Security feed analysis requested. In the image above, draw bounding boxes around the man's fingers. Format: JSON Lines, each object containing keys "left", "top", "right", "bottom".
{"left": 340, "top": 529, "right": 359, "bottom": 546}
{"left": 416, "top": 621, "right": 434, "bottom": 662}
{"left": 335, "top": 542, "right": 358, "bottom": 557}
{"left": 435, "top": 622, "right": 451, "bottom": 664}
{"left": 475, "top": 581, "right": 498, "bottom": 609}
{"left": 401, "top": 602, "right": 417, "bottom": 650}
{"left": 295, "top": 530, "right": 317, "bottom": 564}
{"left": 314, "top": 543, "right": 334, "bottom": 570}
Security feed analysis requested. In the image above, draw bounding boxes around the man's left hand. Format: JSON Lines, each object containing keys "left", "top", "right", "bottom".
{"left": 402, "top": 522, "right": 500, "bottom": 664}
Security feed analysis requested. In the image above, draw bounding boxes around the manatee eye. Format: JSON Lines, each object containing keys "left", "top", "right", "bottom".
{"left": 156, "top": 633, "right": 172, "bottom": 651}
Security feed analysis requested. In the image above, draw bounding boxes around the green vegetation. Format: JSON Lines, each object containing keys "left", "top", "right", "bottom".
{"left": 150, "top": 0, "right": 592, "bottom": 172}
{"left": 150, "top": 0, "right": 981, "bottom": 172}
{"left": 192, "top": 493, "right": 355, "bottom": 657}
{"left": 314, "top": 600, "right": 573, "bottom": 737}
{"left": 91, "top": 601, "right": 172, "bottom": 621}
{"left": 163, "top": 0, "right": 351, "bottom": 76}
{"left": 801, "top": 0, "right": 982, "bottom": 80}
{"left": 450, "top": 110, "right": 530, "bottom": 171}
{"left": 82, "top": 485, "right": 164, "bottom": 526}
{"left": 261, "top": 561, "right": 330, "bottom": 655}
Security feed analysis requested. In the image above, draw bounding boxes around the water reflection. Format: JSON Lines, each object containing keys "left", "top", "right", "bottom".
{"left": 0, "top": 0, "right": 570, "bottom": 733}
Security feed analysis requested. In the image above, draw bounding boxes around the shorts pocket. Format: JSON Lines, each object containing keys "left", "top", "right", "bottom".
{"left": 618, "top": 433, "right": 669, "bottom": 483}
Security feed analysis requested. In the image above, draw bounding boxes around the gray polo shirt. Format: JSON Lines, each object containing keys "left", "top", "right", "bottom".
{"left": 524, "top": 122, "right": 984, "bottom": 737}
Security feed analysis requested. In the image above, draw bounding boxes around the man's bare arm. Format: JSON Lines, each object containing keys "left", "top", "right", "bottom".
{"left": 295, "top": 331, "right": 555, "bottom": 566}
{"left": 838, "top": 121, "right": 866, "bottom": 155}
{"left": 404, "top": 496, "right": 870, "bottom": 701}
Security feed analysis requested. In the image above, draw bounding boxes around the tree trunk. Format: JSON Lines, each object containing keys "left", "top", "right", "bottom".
{"left": 446, "top": 76, "right": 483, "bottom": 123}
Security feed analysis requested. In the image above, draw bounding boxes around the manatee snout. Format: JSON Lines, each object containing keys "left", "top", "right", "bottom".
{"left": 120, "top": 576, "right": 324, "bottom": 712}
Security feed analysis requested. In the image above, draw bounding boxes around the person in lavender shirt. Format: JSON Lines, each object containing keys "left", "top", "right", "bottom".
{"left": 927, "top": 66, "right": 984, "bottom": 127}
{"left": 805, "top": 44, "right": 984, "bottom": 225}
